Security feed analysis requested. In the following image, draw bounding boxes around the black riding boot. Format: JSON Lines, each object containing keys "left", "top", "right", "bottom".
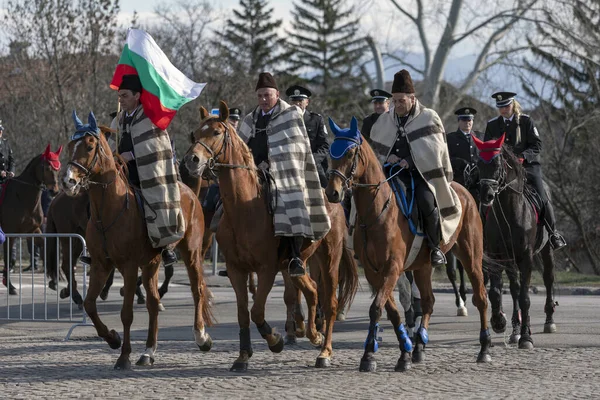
{"left": 544, "top": 201, "right": 566, "bottom": 250}
{"left": 424, "top": 208, "right": 446, "bottom": 266}
{"left": 161, "top": 245, "right": 178, "bottom": 267}
{"left": 287, "top": 236, "right": 305, "bottom": 277}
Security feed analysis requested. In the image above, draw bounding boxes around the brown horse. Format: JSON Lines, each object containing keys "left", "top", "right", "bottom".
{"left": 183, "top": 101, "right": 358, "bottom": 371}
{"left": 1, "top": 145, "right": 62, "bottom": 295}
{"left": 325, "top": 118, "right": 490, "bottom": 372}
{"left": 61, "top": 120, "right": 213, "bottom": 370}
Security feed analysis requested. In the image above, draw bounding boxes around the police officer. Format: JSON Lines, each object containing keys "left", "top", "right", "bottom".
{"left": 361, "top": 89, "right": 392, "bottom": 142}
{"left": 228, "top": 108, "right": 242, "bottom": 130}
{"left": 484, "top": 91, "right": 566, "bottom": 250}
{"left": 447, "top": 107, "right": 481, "bottom": 195}
{"left": 285, "top": 84, "right": 329, "bottom": 188}
{"left": 0, "top": 121, "right": 15, "bottom": 183}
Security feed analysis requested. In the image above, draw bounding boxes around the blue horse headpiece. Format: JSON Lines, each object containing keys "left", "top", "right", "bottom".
{"left": 329, "top": 116, "right": 362, "bottom": 159}
{"left": 71, "top": 110, "right": 100, "bottom": 141}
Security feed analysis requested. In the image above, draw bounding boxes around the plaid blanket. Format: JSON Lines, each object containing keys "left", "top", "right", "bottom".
{"left": 239, "top": 99, "right": 331, "bottom": 240}
{"left": 370, "top": 100, "right": 461, "bottom": 244}
{"left": 117, "top": 108, "right": 185, "bottom": 248}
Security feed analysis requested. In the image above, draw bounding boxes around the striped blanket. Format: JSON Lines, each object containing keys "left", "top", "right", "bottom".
{"left": 370, "top": 100, "right": 461, "bottom": 244}
{"left": 238, "top": 99, "right": 331, "bottom": 240}
{"left": 116, "top": 108, "right": 185, "bottom": 248}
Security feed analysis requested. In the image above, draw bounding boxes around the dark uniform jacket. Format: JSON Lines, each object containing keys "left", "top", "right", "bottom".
{"left": 361, "top": 113, "right": 381, "bottom": 142}
{"left": 484, "top": 115, "right": 541, "bottom": 165}
{"left": 0, "top": 138, "right": 15, "bottom": 183}
{"left": 447, "top": 129, "right": 481, "bottom": 188}
{"left": 303, "top": 110, "right": 329, "bottom": 188}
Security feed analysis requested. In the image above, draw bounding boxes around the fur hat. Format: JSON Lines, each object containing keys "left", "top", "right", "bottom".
{"left": 119, "top": 74, "right": 143, "bottom": 93}
{"left": 392, "top": 69, "right": 415, "bottom": 94}
{"left": 255, "top": 72, "right": 278, "bottom": 91}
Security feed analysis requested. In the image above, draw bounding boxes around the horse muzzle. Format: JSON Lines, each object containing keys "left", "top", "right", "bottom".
{"left": 183, "top": 153, "right": 208, "bottom": 177}
{"left": 62, "top": 166, "right": 82, "bottom": 196}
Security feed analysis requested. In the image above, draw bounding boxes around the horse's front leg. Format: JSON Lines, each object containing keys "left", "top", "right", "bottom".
{"left": 385, "top": 289, "right": 414, "bottom": 372}
{"left": 360, "top": 265, "right": 400, "bottom": 372}
{"left": 251, "top": 266, "right": 285, "bottom": 354}
{"left": 114, "top": 264, "right": 139, "bottom": 370}
{"left": 507, "top": 268, "right": 521, "bottom": 344}
{"left": 83, "top": 261, "right": 122, "bottom": 355}
{"left": 289, "top": 271, "right": 321, "bottom": 347}
{"left": 136, "top": 260, "right": 161, "bottom": 367}
{"left": 226, "top": 264, "right": 253, "bottom": 372}
{"left": 282, "top": 272, "right": 305, "bottom": 345}
{"left": 158, "top": 263, "right": 174, "bottom": 299}
{"left": 518, "top": 256, "right": 534, "bottom": 349}
{"left": 489, "top": 269, "right": 507, "bottom": 333}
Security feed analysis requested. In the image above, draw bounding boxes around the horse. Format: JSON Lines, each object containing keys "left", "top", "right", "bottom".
{"left": 474, "top": 134, "right": 557, "bottom": 348}
{"left": 1, "top": 144, "right": 62, "bottom": 296}
{"left": 183, "top": 101, "right": 358, "bottom": 371}
{"left": 61, "top": 111, "right": 213, "bottom": 370}
{"left": 325, "top": 117, "right": 491, "bottom": 372}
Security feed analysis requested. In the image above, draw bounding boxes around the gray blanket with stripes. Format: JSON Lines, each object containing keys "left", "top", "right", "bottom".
{"left": 370, "top": 100, "right": 461, "bottom": 244}
{"left": 116, "top": 109, "right": 185, "bottom": 248}
{"left": 238, "top": 99, "right": 331, "bottom": 240}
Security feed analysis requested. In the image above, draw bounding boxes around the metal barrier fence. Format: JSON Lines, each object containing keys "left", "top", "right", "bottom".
{"left": 1, "top": 233, "right": 93, "bottom": 340}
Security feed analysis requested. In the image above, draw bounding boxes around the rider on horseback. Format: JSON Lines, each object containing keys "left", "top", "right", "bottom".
{"left": 370, "top": 70, "right": 462, "bottom": 266}
{"left": 484, "top": 92, "right": 567, "bottom": 250}
{"left": 239, "top": 72, "right": 331, "bottom": 277}
{"left": 447, "top": 107, "right": 482, "bottom": 198}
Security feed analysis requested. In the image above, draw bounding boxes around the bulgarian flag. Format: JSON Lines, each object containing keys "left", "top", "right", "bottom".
{"left": 110, "top": 29, "right": 206, "bottom": 130}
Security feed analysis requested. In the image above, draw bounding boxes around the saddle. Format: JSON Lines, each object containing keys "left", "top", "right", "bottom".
{"left": 523, "top": 184, "right": 544, "bottom": 225}
{"left": 385, "top": 165, "right": 424, "bottom": 236}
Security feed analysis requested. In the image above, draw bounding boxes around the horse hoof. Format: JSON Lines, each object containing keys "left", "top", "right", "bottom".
{"left": 544, "top": 323, "right": 557, "bottom": 333}
{"left": 59, "top": 288, "right": 69, "bottom": 299}
{"left": 315, "top": 357, "right": 331, "bottom": 368}
{"left": 477, "top": 353, "right": 492, "bottom": 363}
{"left": 336, "top": 311, "right": 346, "bottom": 322}
{"left": 518, "top": 338, "right": 534, "bottom": 350}
{"left": 457, "top": 306, "right": 468, "bottom": 317}
{"left": 158, "top": 303, "right": 166, "bottom": 312}
{"left": 197, "top": 335, "right": 213, "bottom": 352}
{"left": 509, "top": 333, "right": 521, "bottom": 344}
{"left": 135, "top": 354, "right": 154, "bottom": 367}
{"left": 269, "top": 334, "right": 284, "bottom": 353}
{"left": 119, "top": 287, "right": 124, "bottom": 297}
{"left": 491, "top": 313, "right": 507, "bottom": 334}
{"left": 284, "top": 335, "right": 297, "bottom": 346}
{"left": 412, "top": 349, "right": 424, "bottom": 363}
{"left": 230, "top": 361, "right": 248, "bottom": 372}
{"left": 137, "top": 296, "right": 146, "bottom": 305}
{"left": 108, "top": 330, "right": 122, "bottom": 350}
{"left": 158, "top": 288, "right": 167, "bottom": 299}
{"left": 114, "top": 356, "right": 132, "bottom": 370}
{"left": 99, "top": 290, "right": 109, "bottom": 301}
{"left": 394, "top": 357, "right": 412, "bottom": 372}
{"left": 49, "top": 280, "right": 57, "bottom": 291}
{"left": 359, "top": 359, "right": 377, "bottom": 372}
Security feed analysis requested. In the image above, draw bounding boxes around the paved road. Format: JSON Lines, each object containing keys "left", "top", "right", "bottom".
{"left": 1, "top": 268, "right": 599, "bottom": 399}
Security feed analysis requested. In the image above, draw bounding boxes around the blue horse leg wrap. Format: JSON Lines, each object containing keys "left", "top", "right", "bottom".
{"left": 363, "top": 323, "right": 379, "bottom": 353}
{"left": 417, "top": 326, "right": 429, "bottom": 345}
{"left": 398, "top": 323, "right": 413, "bottom": 352}
{"left": 256, "top": 321, "right": 272, "bottom": 337}
{"left": 480, "top": 328, "right": 490, "bottom": 343}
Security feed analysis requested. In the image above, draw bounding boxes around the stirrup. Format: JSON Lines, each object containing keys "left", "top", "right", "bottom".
{"left": 161, "top": 249, "right": 177, "bottom": 267}
{"left": 430, "top": 249, "right": 447, "bottom": 266}
{"left": 288, "top": 257, "right": 305, "bottom": 277}
{"left": 550, "top": 233, "right": 567, "bottom": 251}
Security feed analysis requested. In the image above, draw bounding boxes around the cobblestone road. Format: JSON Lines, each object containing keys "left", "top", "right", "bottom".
{"left": 1, "top": 269, "right": 599, "bottom": 399}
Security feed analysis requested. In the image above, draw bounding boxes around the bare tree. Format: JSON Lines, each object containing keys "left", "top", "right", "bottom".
{"left": 383, "top": 0, "right": 541, "bottom": 117}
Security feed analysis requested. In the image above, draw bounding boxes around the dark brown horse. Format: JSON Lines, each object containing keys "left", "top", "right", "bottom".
{"left": 61, "top": 120, "right": 213, "bottom": 370}
{"left": 325, "top": 118, "right": 490, "bottom": 372}
{"left": 183, "top": 101, "right": 358, "bottom": 371}
{"left": 1, "top": 145, "right": 62, "bottom": 295}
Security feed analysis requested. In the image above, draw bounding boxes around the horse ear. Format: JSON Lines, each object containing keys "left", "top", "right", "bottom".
{"left": 43, "top": 143, "right": 51, "bottom": 158}
{"left": 219, "top": 100, "right": 229, "bottom": 122}
{"left": 199, "top": 106, "right": 209, "bottom": 120}
{"left": 471, "top": 133, "right": 485, "bottom": 151}
{"left": 56, "top": 145, "right": 63, "bottom": 156}
{"left": 495, "top": 133, "right": 506, "bottom": 148}
{"left": 328, "top": 117, "right": 341, "bottom": 136}
{"left": 350, "top": 116, "right": 358, "bottom": 134}
{"left": 88, "top": 111, "right": 98, "bottom": 132}
{"left": 72, "top": 110, "right": 84, "bottom": 130}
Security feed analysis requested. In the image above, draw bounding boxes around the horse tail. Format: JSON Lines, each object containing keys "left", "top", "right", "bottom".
{"left": 481, "top": 251, "right": 510, "bottom": 279}
{"left": 337, "top": 238, "right": 359, "bottom": 314}
{"left": 44, "top": 207, "right": 60, "bottom": 282}
{"left": 201, "top": 279, "right": 216, "bottom": 327}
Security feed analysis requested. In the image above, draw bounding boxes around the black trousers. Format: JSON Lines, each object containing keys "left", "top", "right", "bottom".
{"left": 524, "top": 163, "right": 556, "bottom": 229}
{"left": 397, "top": 170, "right": 436, "bottom": 218}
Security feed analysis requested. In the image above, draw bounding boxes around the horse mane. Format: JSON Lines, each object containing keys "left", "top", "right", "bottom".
{"left": 500, "top": 145, "right": 526, "bottom": 184}
{"left": 19, "top": 153, "right": 42, "bottom": 176}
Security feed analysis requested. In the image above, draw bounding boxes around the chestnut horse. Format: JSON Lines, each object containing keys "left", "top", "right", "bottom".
{"left": 61, "top": 116, "right": 213, "bottom": 370}
{"left": 183, "top": 101, "right": 358, "bottom": 371}
{"left": 1, "top": 145, "right": 62, "bottom": 296}
{"left": 325, "top": 117, "right": 490, "bottom": 372}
